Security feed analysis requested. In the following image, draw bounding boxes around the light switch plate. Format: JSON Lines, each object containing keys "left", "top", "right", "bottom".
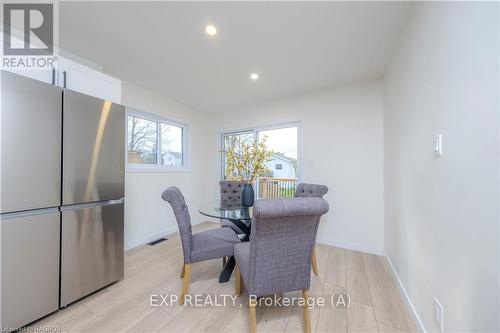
{"left": 433, "top": 297, "right": 444, "bottom": 332}
{"left": 434, "top": 134, "right": 443, "bottom": 156}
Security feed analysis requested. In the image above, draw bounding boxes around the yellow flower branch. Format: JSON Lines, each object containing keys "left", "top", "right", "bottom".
{"left": 223, "top": 136, "right": 273, "bottom": 184}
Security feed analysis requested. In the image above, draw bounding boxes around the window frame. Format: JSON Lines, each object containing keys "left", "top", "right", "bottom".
{"left": 219, "top": 121, "right": 301, "bottom": 181}
{"left": 126, "top": 108, "right": 189, "bottom": 173}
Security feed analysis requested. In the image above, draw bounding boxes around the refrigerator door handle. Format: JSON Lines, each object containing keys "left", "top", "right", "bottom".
{"left": 51, "top": 67, "right": 56, "bottom": 85}
{"left": 0, "top": 207, "right": 60, "bottom": 220}
{"left": 60, "top": 198, "right": 124, "bottom": 212}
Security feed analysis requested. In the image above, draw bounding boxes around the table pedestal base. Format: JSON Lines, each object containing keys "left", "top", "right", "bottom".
{"left": 218, "top": 218, "right": 250, "bottom": 283}
{"left": 219, "top": 256, "right": 236, "bottom": 283}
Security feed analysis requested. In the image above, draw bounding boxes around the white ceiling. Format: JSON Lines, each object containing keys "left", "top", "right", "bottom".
{"left": 59, "top": 2, "right": 413, "bottom": 112}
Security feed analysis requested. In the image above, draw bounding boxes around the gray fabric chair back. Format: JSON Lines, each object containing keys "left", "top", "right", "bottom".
{"left": 247, "top": 198, "right": 329, "bottom": 297}
{"left": 294, "top": 183, "right": 328, "bottom": 198}
{"left": 219, "top": 180, "right": 243, "bottom": 208}
{"left": 294, "top": 183, "right": 329, "bottom": 256}
{"left": 161, "top": 186, "right": 193, "bottom": 263}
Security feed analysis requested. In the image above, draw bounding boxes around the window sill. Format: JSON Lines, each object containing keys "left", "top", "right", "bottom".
{"left": 126, "top": 166, "right": 192, "bottom": 173}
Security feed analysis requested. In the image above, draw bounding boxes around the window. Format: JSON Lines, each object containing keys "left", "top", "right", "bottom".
{"left": 127, "top": 110, "right": 187, "bottom": 170}
{"left": 128, "top": 116, "right": 157, "bottom": 164}
{"left": 221, "top": 123, "right": 299, "bottom": 199}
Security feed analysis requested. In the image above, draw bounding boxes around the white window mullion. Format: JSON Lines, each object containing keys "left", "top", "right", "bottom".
{"left": 156, "top": 120, "right": 161, "bottom": 166}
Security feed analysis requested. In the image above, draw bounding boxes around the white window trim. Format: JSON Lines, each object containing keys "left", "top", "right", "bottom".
{"left": 219, "top": 121, "right": 302, "bottom": 181}
{"left": 126, "top": 107, "right": 190, "bottom": 173}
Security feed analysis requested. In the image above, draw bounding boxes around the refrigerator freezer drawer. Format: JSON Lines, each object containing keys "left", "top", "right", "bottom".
{"left": 1, "top": 71, "right": 62, "bottom": 213}
{"left": 62, "top": 89, "right": 125, "bottom": 205}
{"left": 60, "top": 200, "right": 124, "bottom": 306}
{"left": 1, "top": 209, "right": 60, "bottom": 330}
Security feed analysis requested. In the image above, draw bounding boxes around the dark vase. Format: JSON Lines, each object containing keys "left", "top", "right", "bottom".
{"left": 241, "top": 183, "right": 255, "bottom": 207}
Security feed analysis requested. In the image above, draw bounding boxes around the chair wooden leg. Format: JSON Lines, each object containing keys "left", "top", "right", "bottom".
{"left": 180, "top": 264, "right": 185, "bottom": 279}
{"left": 249, "top": 298, "right": 257, "bottom": 333}
{"left": 302, "top": 289, "right": 311, "bottom": 333}
{"left": 180, "top": 264, "right": 191, "bottom": 305}
{"left": 235, "top": 264, "right": 242, "bottom": 296}
{"left": 311, "top": 248, "right": 319, "bottom": 276}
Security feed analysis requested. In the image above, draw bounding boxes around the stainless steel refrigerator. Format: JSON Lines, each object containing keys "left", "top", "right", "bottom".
{"left": 60, "top": 89, "right": 125, "bottom": 307}
{"left": 1, "top": 71, "right": 62, "bottom": 330}
{"left": 1, "top": 71, "right": 125, "bottom": 329}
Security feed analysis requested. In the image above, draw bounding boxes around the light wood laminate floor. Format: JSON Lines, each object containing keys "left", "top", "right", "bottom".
{"left": 32, "top": 222, "right": 419, "bottom": 333}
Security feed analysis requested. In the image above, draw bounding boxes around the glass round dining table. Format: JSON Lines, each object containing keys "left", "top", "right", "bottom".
{"left": 198, "top": 203, "right": 253, "bottom": 283}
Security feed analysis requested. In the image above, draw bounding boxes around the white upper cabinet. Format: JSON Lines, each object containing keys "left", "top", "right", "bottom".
{"left": 3, "top": 56, "right": 122, "bottom": 103}
{"left": 4, "top": 67, "right": 56, "bottom": 85}
{"left": 58, "top": 57, "right": 121, "bottom": 104}
{"left": 2, "top": 31, "right": 121, "bottom": 103}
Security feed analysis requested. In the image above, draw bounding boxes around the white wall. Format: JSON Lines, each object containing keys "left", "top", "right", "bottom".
{"left": 205, "top": 81, "right": 385, "bottom": 254}
{"left": 383, "top": 2, "right": 499, "bottom": 332}
{"left": 122, "top": 81, "right": 209, "bottom": 250}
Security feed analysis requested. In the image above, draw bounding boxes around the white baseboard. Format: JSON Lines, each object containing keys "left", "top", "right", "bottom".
{"left": 124, "top": 220, "right": 213, "bottom": 251}
{"left": 384, "top": 252, "right": 427, "bottom": 333}
{"left": 125, "top": 227, "right": 177, "bottom": 251}
{"left": 316, "top": 237, "right": 383, "bottom": 256}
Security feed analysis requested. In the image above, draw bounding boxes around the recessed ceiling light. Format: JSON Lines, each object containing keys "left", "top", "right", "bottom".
{"left": 250, "top": 73, "right": 259, "bottom": 80}
{"left": 205, "top": 25, "right": 217, "bottom": 36}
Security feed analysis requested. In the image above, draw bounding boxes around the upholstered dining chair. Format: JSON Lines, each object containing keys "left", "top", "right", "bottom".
{"left": 234, "top": 198, "right": 329, "bottom": 333}
{"left": 219, "top": 180, "right": 244, "bottom": 234}
{"left": 294, "top": 183, "right": 329, "bottom": 276}
{"left": 162, "top": 186, "right": 241, "bottom": 304}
